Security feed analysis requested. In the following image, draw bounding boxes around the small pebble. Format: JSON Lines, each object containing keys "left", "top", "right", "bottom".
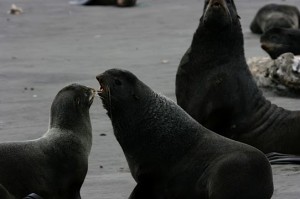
{"left": 8, "top": 4, "right": 23, "bottom": 15}
{"left": 100, "top": 133, "right": 107, "bottom": 136}
{"left": 161, "top": 59, "right": 169, "bottom": 64}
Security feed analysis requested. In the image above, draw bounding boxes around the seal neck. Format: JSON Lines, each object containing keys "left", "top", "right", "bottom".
{"left": 112, "top": 90, "right": 202, "bottom": 167}
{"left": 186, "top": 21, "right": 246, "bottom": 71}
{"left": 49, "top": 106, "right": 92, "bottom": 136}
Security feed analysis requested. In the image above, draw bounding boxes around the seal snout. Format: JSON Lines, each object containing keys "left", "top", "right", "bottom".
{"left": 261, "top": 43, "right": 270, "bottom": 51}
{"left": 211, "top": 0, "right": 221, "bottom": 8}
{"left": 89, "top": 87, "right": 96, "bottom": 103}
{"left": 209, "top": 0, "right": 225, "bottom": 9}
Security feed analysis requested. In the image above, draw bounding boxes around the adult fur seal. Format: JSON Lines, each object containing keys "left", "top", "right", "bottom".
{"left": 261, "top": 28, "right": 300, "bottom": 59}
{"left": 70, "top": 0, "right": 136, "bottom": 7}
{"left": 96, "top": 68, "right": 274, "bottom": 199}
{"left": 250, "top": 3, "right": 300, "bottom": 34}
{"left": 0, "top": 84, "right": 95, "bottom": 198}
{"left": 176, "top": 0, "right": 300, "bottom": 164}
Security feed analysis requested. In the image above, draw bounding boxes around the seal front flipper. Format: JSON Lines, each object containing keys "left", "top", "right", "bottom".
{"left": 129, "top": 183, "right": 157, "bottom": 199}
{"left": 266, "top": 152, "right": 300, "bottom": 165}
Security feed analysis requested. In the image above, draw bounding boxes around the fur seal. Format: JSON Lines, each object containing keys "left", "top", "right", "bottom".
{"left": 70, "top": 0, "right": 136, "bottom": 7}
{"left": 0, "top": 84, "right": 95, "bottom": 198}
{"left": 250, "top": 3, "right": 300, "bottom": 34}
{"left": 176, "top": 0, "right": 300, "bottom": 163}
{"left": 261, "top": 28, "right": 300, "bottom": 59}
{"left": 96, "top": 68, "right": 274, "bottom": 199}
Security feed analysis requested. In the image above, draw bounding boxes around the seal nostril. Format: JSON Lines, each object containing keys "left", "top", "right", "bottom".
{"left": 213, "top": 2, "right": 221, "bottom": 7}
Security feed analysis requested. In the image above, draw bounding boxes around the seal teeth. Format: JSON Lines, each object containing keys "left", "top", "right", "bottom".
{"left": 97, "top": 83, "right": 105, "bottom": 96}
{"left": 99, "top": 86, "right": 104, "bottom": 93}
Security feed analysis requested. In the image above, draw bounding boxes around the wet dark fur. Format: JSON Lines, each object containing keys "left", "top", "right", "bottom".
{"left": 261, "top": 28, "right": 300, "bottom": 59}
{"left": 176, "top": 0, "right": 300, "bottom": 160}
{"left": 250, "top": 3, "right": 300, "bottom": 34}
{"left": 97, "top": 69, "right": 273, "bottom": 199}
{"left": 0, "top": 84, "right": 94, "bottom": 199}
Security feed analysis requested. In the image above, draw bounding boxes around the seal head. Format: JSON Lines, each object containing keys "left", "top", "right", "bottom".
{"left": 202, "top": 0, "right": 240, "bottom": 30}
{"left": 261, "top": 27, "right": 300, "bottom": 59}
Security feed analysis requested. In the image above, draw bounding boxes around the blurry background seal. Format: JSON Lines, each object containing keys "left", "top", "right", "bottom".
{"left": 70, "top": 0, "right": 137, "bottom": 7}
{"left": 250, "top": 3, "right": 300, "bottom": 34}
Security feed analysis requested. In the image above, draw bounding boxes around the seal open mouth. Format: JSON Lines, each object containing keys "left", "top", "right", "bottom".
{"left": 97, "top": 79, "right": 107, "bottom": 98}
{"left": 96, "top": 75, "right": 113, "bottom": 115}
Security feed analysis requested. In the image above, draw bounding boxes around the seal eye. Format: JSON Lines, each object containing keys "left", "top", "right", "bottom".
{"left": 114, "top": 79, "right": 122, "bottom": 86}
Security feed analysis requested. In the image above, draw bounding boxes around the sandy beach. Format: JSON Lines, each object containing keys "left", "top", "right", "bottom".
{"left": 0, "top": 0, "right": 300, "bottom": 198}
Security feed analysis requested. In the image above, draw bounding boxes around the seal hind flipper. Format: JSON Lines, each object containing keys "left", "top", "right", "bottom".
{"left": 266, "top": 152, "right": 300, "bottom": 165}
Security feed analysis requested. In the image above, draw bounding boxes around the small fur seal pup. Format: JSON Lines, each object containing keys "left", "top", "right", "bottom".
{"left": 0, "top": 84, "right": 95, "bottom": 198}
{"left": 261, "top": 27, "right": 300, "bottom": 59}
{"left": 250, "top": 3, "right": 300, "bottom": 34}
{"left": 97, "top": 68, "right": 274, "bottom": 199}
{"left": 176, "top": 0, "right": 300, "bottom": 164}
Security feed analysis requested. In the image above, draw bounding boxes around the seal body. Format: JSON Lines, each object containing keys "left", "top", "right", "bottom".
{"left": 250, "top": 3, "right": 300, "bottom": 34}
{"left": 261, "top": 28, "right": 300, "bottom": 59}
{"left": 0, "top": 84, "right": 95, "bottom": 199}
{"left": 176, "top": 0, "right": 300, "bottom": 158}
{"left": 97, "top": 69, "right": 274, "bottom": 199}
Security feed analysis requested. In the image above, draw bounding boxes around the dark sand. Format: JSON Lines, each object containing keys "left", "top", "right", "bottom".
{"left": 0, "top": 0, "right": 299, "bottom": 198}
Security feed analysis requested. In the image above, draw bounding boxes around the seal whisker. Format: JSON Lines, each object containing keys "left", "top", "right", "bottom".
{"left": 107, "top": 86, "right": 113, "bottom": 121}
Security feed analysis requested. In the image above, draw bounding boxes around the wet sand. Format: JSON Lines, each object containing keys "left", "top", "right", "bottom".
{"left": 0, "top": 0, "right": 299, "bottom": 198}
